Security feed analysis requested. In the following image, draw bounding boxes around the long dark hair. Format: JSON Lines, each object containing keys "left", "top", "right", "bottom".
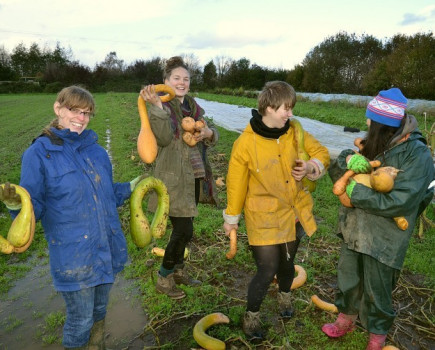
{"left": 361, "top": 116, "right": 406, "bottom": 160}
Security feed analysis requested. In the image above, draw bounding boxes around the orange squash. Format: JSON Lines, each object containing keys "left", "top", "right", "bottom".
{"left": 181, "top": 117, "right": 196, "bottom": 132}
{"left": 370, "top": 166, "right": 400, "bottom": 193}
{"left": 333, "top": 155, "right": 407, "bottom": 230}
{"left": 195, "top": 119, "right": 206, "bottom": 130}
{"left": 137, "top": 84, "right": 175, "bottom": 164}
{"left": 225, "top": 228, "right": 237, "bottom": 259}
{"left": 182, "top": 131, "right": 198, "bottom": 146}
{"left": 311, "top": 295, "right": 338, "bottom": 313}
{"left": 291, "top": 265, "right": 307, "bottom": 290}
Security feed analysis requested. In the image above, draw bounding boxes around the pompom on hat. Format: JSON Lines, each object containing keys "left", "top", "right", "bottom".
{"left": 366, "top": 88, "right": 407, "bottom": 127}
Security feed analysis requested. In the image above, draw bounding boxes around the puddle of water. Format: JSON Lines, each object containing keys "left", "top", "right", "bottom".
{"left": 0, "top": 257, "right": 149, "bottom": 350}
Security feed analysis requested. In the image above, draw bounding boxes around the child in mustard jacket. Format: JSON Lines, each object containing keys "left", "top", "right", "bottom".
{"left": 223, "top": 81, "right": 330, "bottom": 340}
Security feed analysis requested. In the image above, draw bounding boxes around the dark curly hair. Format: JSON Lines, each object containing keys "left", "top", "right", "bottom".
{"left": 163, "top": 56, "right": 189, "bottom": 81}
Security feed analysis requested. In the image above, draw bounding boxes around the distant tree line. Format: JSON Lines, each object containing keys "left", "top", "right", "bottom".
{"left": 0, "top": 31, "right": 433, "bottom": 99}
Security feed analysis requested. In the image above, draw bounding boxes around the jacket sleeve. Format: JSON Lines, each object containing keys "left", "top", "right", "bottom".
{"left": 304, "top": 131, "right": 330, "bottom": 167}
{"left": 112, "top": 182, "right": 132, "bottom": 207}
{"left": 303, "top": 131, "right": 330, "bottom": 180}
{"left": 224, "top": 137, "right": 249, "bottom": 221}
{"left": 328, "top": 149, "right": 354, "bottom": 183}
{"left": 147, "top": 104, "right": 174, "bottom": 147}
{"left": 18, "top": 147, "right": 47, "bottom": 221}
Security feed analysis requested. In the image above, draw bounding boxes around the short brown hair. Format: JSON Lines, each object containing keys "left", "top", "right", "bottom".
{"left": 257, "top": 81, "right": 296, "bottom": 115}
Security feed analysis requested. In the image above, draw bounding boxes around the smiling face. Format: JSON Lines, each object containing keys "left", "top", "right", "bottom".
{"left": 262, "top": 104, "right": 293, "bottom": 129}
{"left": 54, "top": 102, "right": 91, "bottom": 134}
{"left": 164, "top": 67, "right": 190, "bottom": 102}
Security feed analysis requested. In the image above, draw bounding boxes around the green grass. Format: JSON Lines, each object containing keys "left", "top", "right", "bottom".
{"left": 0, "top": 92, "right": 433, "bottom": 349}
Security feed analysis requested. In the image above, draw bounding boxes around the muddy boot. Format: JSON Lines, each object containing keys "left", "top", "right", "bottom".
{"left": 87, "top": 319, "right": 105, "bottom": 350}
{"left": 321, "top": 313, "right": 357, "bottom": 338}
{"left": 156, "top": 272, "right": 186, "bottom": 299}
{"left": 277, "top": 291, "right": 294, "bottom": 319}
{"left": 366, "top": 333, "right": 387, "bottom": 350}
{"left": 173, "top": 263, "right": 201, "bottom": 286}
{"left": 242, "top": 311, "right": 265, "bottom": 341}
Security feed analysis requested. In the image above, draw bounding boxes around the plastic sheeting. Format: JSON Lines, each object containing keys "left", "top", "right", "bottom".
{"left": 198, "top": 98, "right": 366, "bottom": 159}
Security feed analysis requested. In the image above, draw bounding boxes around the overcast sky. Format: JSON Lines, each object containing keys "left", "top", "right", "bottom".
{"left": 0, "top": 0, "right": 434, "bottom": 70}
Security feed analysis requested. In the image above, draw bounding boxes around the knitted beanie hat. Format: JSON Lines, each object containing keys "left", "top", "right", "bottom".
{"left": 366, "top": 88, "right": 407, "bottom": 127}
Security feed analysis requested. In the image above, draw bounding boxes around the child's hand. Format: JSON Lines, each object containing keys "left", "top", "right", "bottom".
{"left": 292, "top": 159, "right": 313, "bottom": 181}
{"left": 223, "top": 222, "right": 238, "bottom": 236}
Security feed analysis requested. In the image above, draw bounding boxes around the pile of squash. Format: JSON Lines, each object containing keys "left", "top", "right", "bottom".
{"left": 181, "top": 117, "right": 206, "bottom": 146}
{"left": 332, "top": 138, "right": 408, "bottom": 231}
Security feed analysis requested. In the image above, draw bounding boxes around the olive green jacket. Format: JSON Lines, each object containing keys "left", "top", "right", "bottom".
{"left": 329, "top": 123, "right": 434, "bottom": 269}
{"left": 146, "top": 100, "right": 219, "bottom": 217}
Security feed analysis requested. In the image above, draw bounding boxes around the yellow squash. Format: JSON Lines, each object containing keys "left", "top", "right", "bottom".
{"left": 151, "top": 246, "right": 189, "bottom": 259}
{"left": 311, "top": 294, "right": 338, "bottom": 313}
{"left": 290, "top": 119, "right": 316, "bottom": 192}
{"left": 137, "top": 84, "right": 175, "bottom": 164}
{"left": 130, "top": 177, "right": 169, "bottom": 248}
{"left": 291, "top": 264, "right": 307, "bottom": 290}
{"left": 193, "top": 312, "right": 230, "bottom": 350}
{"left": 0, "top": 184, "right": 35, "bottom": 254}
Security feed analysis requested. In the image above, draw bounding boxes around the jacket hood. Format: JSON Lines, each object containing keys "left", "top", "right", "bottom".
{"left": 390, "top": 114, "right": 420, "bottom": 146}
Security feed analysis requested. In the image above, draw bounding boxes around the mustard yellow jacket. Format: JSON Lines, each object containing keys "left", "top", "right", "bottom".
{"left": 225, "top": 120, "right": 330, "bottom": 245}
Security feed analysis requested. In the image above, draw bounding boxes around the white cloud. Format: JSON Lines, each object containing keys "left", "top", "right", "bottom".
{"left": 0, "top": 0, "right": 433, "bottom": 70}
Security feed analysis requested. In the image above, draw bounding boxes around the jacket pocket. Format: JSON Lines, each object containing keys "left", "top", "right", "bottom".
{"left": 48, "top": 233, "right": 94, "bottom": 284}
{"left": 108, "top": 221, "right": 128, "bottom": 272}
{"left": 245, "top": 197, "right": 279, "bottom": 229}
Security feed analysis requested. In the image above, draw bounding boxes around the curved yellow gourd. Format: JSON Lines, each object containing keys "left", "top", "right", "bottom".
{"left": 0, "top": 184, "right": 35, "bottom": 254}
{"left": 290, "top": 119, "right": 316, "bottom": 192}
{"left": 311, "top": 295, "right": 338, "bottom": 313}
{"left": 193, "top": 312, "right": 230, "bottom": 350}
{"left": 137, "top": 84, "right": 175, "bottom": 164}
{"left": 291, "top": 265, "right": 307, "bottom": 290}
{"left": 151, "top": 247, "right": 189, "bottom": 259}
{"left": 130, "top": 177, "right": 169, "bottom": 248}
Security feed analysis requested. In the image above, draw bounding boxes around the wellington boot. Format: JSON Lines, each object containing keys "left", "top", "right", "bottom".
{"left": 321, "top": 313, "right": 357, "bottom": 338}
{"left": 242, "top": 311, "right": 265, "bottom": 342}
{"left": 173, "top": 264, "right": 201, "bottom": 286}
{"left": 277, "top": 291, "right": 294, "bottom": 319}
{"left": 88, "top": 319, "right": 105, "bottom": 350}
{"left": 366, "top": 333, "right": 387, "bottom": 350}
{"left": 156, "top": 272, "right": 186, "bottom": 299}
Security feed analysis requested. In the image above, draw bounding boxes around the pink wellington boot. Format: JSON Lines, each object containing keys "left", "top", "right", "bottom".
{"left": 366, "top": 333, "right": 387, "bottom": 350}
{"left": 321, "top": 313, "right": 357, "bottom": 338}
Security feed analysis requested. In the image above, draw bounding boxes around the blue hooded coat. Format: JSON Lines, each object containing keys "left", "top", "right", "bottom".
{"left": 16, "top": 128, "right": 131, "bottom": 292}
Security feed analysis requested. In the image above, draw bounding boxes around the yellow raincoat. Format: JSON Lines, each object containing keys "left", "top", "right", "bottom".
{"left": 225, "top": 120, "right": 330, "bottom": 245}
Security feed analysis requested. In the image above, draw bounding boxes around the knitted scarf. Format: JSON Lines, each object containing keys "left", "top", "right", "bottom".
{"left": 163, "top": 95, "right": 204, "bottom": 138}
{"left": 250, "top": 109, "right": 290, "bottom": 139}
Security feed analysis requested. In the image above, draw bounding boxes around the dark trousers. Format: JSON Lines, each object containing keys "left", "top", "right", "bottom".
{"left": 246, "top": 223, "right": 303, "bottom": 312}
{"left": 335, "top": 242, "right": 400, "bottom": 334}
{"left": 162, "top": 179, "right": 200, "bottom": 270}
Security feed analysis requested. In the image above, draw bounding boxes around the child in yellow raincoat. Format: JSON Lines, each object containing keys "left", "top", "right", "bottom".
{"left": 223, "top": 81, "right": 330, "bottom": 340}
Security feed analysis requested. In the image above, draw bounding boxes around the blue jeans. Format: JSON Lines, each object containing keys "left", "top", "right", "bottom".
{"left": 61, "top": 283, "right": 113, "bottom": 348}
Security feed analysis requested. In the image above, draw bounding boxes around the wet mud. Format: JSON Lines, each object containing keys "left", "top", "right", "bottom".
{"left": 0, "top": 257, "right": 150, "bottom": 350}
